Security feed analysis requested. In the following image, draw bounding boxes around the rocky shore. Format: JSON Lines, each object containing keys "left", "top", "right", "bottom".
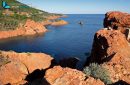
{"left": 0, "top": 11, "right": 130, "bottom": 85}
{"left": 51, "top": 20, "right": 68, "bottom": 26}
{"left": 104, "top": 11, "right": 130, "bottom": 41}
{"left": 86, "top": 11, "right": 130, "bottom": 84}
{"left": 0, "top": 51, "right": 104, "bottom": 85}
{"left": 0, "top": 19, "right": 47, "bottom": 39}
{"left": 0, "top": 15, "right": 68, "bottom": 40}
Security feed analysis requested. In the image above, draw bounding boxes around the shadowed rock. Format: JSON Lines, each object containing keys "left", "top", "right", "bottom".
{"left": 59, "top": 57, "right": 80, "bottom": 69}
{"left": 104, "top": 11, "right": 130, "bottom": 41}
{"left": 0, "top": 51, "right": 53, "bottom": 85}
{"left": 85, "top": 29, "right": 130, "bottom": 84}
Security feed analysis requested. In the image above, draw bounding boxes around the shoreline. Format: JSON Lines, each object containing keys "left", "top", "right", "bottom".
{"left": 0, "top": 15, "right": 68, "bottom": 40}
{"left": 0, "top": 11, "right": 130, "bottom": 84}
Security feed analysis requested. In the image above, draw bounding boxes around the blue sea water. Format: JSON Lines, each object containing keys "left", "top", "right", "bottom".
{"left": 0, "top": 14, "right": 104, "bottom": 69}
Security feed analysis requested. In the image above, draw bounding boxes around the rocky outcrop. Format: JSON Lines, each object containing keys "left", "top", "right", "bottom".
{"left": 0, "top": 51, "right": 105, "bottom": 85}
{"left": 0, "top": 19, "right": 47, "bottom": 39}
{"left": 0, "top": 51, "right": 53, "bottom": 85}
{"left": 86, "top": 29, "right": 130, "bottom": 84}
{"left": 51, "top": 20, "right": 68, "bottom": 26}
{"left": 42, "top": 20, "right": 52, "bottom": 26}
{"left": 87, "top": 29, "right": 130, "bottom": 64}
{"left": 23, "top": 19, "right": 47, "bottom": 35}
{"left": 0, "top": 19, "right": 68, "bottom": 40}
{"left": 42, "top": 20, "right": 68, "bottom": 26}
{"left": 45, "top": 66, "right": 104, "bottom": 85}
{"left": 85, "top": 11, "right": 130, "bottom": 84}
{"left": 104, "top": 11, "right": 130, "bottom": 29}
{"left": 104, "top": 11, "right": 130, "bottom": 41}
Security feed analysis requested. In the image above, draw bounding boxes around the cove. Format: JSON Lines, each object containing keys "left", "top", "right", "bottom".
{"left": 0, "top": 14, "right": 104, "bottom": 69}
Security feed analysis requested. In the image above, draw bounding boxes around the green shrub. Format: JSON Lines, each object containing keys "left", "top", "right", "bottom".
{"left": 83, "top": 63, "right": 112, "bottom": 85}
{"left": 83, "top": 66, "right": 91, "bottom": 76}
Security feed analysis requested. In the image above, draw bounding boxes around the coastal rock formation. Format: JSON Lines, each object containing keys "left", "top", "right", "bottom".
{"left": 42, "top": 20, "right": 52, "bottom": 26}
{"left": 42, "top": 19, "right": 68, "bottom": 26}
{"left": 23, "top": 19, "right": 47, "bottom": 35}
{"left": 0, "top": 51, "right": 53, "bottom": 84}
{"left": 45, "top": 66, "right": 104, "bottom": 85}
{"left": 0, "top": 19, "right": 47, "bottom": 39}
{"left": 87, "top": 29, "right": 129, "bottom": 64}
{"left": 104, "top": 11, "right": 130, "bottom": 29}
{"left": 0, "top": 18, "right": 68, "bottom": 40}
{"left": 51, "top": 20, "right": 68, "bottom": 26}
{"left": 86, "top": 29, "right": 130, "bottom": 84}
{"left": 0, "top": 51, "right": 105, "bottom": 85}
{"left": 104, "top": 11, "right": 130, "bottom": 41}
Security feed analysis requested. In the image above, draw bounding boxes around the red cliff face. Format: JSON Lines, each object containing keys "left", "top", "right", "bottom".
{"left": 104, "top": 11, "right": 130, "bottom": 41}
{"left": 86, "top": 29, "right": 130, "bottom": 83}
{"left": 0, "top": 19, "right": 47, "bottom": 40}
{"left": 104, "top": 11, "right": 130, "bottom": 29}
{"left": 87, "top": 29, "right": 129, "bottom": 64}
{"left": 86, "top": 11, "right": 130, "bottom": 84}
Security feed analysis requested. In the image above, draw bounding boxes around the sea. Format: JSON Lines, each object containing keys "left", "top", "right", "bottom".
{"left": 0, "top": 14, "right": 104, "bottom": 69}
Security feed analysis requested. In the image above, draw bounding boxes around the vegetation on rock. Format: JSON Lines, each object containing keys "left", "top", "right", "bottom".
{"left": 0, "top": 55, "right": 11, "bottom": 66}
{"left": 0, "top": 0, "right": 59, "bottom": 31}
{"left": 83, "top": 63, "right": 112, "bottom": 85}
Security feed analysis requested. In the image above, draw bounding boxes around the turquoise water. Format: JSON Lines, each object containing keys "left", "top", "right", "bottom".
{"left": 0, "top": 14, "right": 104, "bottom": 69}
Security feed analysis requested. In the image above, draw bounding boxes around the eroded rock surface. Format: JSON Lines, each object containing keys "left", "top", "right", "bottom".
{"left": 45, "top": 66, "right": 104, "bottom": 85}
{"left": 104, "top": 11, "right": 130, "bottom": 41}
{"left": 0, "top": 19, "right": 47, "bottom": 39}
{"left": 104, "top": 11, "right": 130, "bottom": 29}
{"left": 86, "top": 29, "right": 130, "bottom": 84}
{"left": 0, "top": 51, "right": 53, "bottom": 85}
{"left": 87, "top": 29, "right": 129, "bottom": 64}
{"left": 51, "top": 20, "right": 68, "bottom": 26}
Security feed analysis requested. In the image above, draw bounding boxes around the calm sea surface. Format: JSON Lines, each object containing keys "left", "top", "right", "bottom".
{"left": 0, "top": 14, "right": 104, "bottom": 69}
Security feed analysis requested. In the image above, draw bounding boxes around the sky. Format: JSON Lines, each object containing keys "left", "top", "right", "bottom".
{"left": 18, "top": 0, "right": 130, "bottom": 14}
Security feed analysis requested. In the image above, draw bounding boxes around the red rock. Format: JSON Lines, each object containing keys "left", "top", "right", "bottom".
{"left": 86, "top": 29, "right": 130, "bottom": 84}
{"left": 87, "top": 29, "right": 129, "bottom": 64}
{"left": 47, "top": 15, "right": 61, "bottom": 20}
{"left": 51, "top": 20, "right": 68, "bottom": 26}
{"left": 0, "top": 51, "right": 53, "bottom": 84}
{"left": 45, "top": 66, "right": 104, "bottom": 85}
{"left": 104, "top": 11, "right": 130, "bottom": 29}
{"left": 0, "top": 19, "right": 47, "bottom": 39}
{"left": 24, "top": 19, "right": 47, "bottom": 35}
{"left": 0, "top": 61, "right": 28, "bottom": 84}
{"left": 104, "top": 11, "right": 130, "bottom": 41}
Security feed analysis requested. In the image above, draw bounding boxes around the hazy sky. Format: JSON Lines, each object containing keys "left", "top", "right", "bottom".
{"left": 18, "top": 0, "right": 130, "bottom": 14}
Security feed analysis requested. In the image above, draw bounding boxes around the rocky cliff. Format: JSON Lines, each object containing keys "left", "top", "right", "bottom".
{"left": 0, "top": 51, "right": 104, "bottom": 85}
{"left": 1, "top": 11, "right": 130, "bottom": 85}
{"left": 104, "top": 11, "right": 130, "bottom": 41}
{"left": 0, "top": 19, "right": 47, "bottom": 39}
{"left": 104, "top": 11, "right": 130, "bottom": 29}
{"left": 0, "top": 51, "right": 53, "bottom": 85}
{"left": 0, "top": 0, "right": 68, "bottom": 39}
{"left": 86, "top": 11, "right": 130, "bottom": 84}
{"left": 0, "top": 18, "right": 68, "bottom": 39}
